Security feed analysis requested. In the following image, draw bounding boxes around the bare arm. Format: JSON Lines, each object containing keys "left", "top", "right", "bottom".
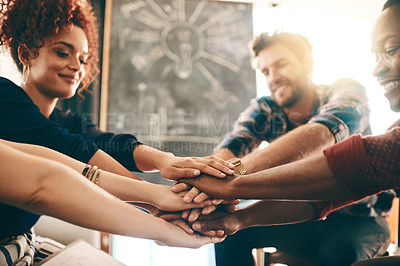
{"left": 240, "top": 123, "right": 335, "bottom": 173}
{"left": 183, "top": 152, "right": 348, "bottom": 201}
{"left": 1, "top": 138, "right": 141, "bottom": 180}
{"left": 0, "top": 140, "right": 215, "bottom": 212}
{"left": 192, "top": 200, "right": 317, "bottom": 235}
{"left": 176, "top": 123, "right": 335, "bottom": 205}
{"left": 133, "top": 144, "right": 234, "bottom": 180}
{"left": 0, "top": 142, "right": 223, "bottom": 248}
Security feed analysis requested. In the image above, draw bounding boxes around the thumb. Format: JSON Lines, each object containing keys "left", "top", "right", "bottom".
{"left": 192, "top": 220, "right": 218, "bottom": 232}
{"left": 171, "top": 182, "right": 191, "bottom": 193}
{"left": 183, "top": 168, "right": 201, "bottom": 178}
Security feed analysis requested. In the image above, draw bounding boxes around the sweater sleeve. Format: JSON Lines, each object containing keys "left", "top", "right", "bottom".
{"left": 310, "top": 124, "right": 400, "bottom": 220}
{"left": 50, "top": 108, "right": 143, "bottom": 172}
{"left": 324, "top": 127, "right": 400, "bottom": 198}
{"left": 0, "top": 78, "right": 98, "bottom": 163}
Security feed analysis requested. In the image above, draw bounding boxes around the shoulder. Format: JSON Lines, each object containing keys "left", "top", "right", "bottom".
{"left": 0, "top": 77, "right": 28, "bottom": 96}
{"left": 256, "top": 95, "right": 278, "bottom": 108}
{"left": 328, "top": 78, "right": 366, "bottom": 93}
{"left": 334, "top": 78, "right": 365, "bottom": 90}
{"left": 318, "top": 78, "right": 367, "bottom": 100}
{"left": 0, "top": 77, "right": 36, "bottom": 108}
{"left": 0, "top": 77, "right": 20, "bottom": 90}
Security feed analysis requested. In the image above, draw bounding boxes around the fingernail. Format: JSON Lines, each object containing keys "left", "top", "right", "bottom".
{"left": 193, "top": 224, "right": 200, "bottom": 230}
{"left": 229, "top": 169, "right": 235, "bottom": 174}
{"left": 228, "top": 163, "right": 235, "bottom": 168}
{"left": 184, "top": 196, "right": 190, "bottom": 202}
{"left": 193, "top": 170, "right": 200, "bottom": 176}
{"left": 220, "top": 172, "right": 226, "bottom": 177}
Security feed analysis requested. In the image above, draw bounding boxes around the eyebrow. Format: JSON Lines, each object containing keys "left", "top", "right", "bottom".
{"left": 51, "top": 41, "right": 89, "bottom": 55}
{"left": 271, "top": 58, "right": 288, "bottom": 66}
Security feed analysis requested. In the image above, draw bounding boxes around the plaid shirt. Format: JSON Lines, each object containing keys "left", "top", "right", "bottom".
{"left": 216, "top": 78, "right": 372, "bottom": 157}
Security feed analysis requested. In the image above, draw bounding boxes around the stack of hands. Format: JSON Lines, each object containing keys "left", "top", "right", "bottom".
{"left": 142, "top": 156, "right": 243, "bottom": 240}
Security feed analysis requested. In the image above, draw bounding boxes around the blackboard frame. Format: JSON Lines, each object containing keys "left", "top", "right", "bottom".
{"left": 100, "top": 0, "right": 256, "bottom": 156}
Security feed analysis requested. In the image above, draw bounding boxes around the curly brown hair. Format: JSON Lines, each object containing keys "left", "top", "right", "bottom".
{"left": 0, "top": 0, "right": 99, "bottom": 93}
{"left": 249, "top": 31, "right": 313, "bottom": 75}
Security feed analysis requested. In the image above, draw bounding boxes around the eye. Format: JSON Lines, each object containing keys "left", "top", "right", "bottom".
{"left": 385, "top": 45, "right": 400, "bottom": 57}
{"left": 55, "top": 50, "right": 69, "bottom": 58}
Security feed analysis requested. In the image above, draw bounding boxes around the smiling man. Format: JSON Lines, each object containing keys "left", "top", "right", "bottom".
{"left": 207, "top": 32, "right": 393, "bottom": 266}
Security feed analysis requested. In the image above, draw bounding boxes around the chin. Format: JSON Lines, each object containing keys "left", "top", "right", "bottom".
{"left": 55, "top": 90, "right": 77, "bottom": 99}
{"left": 390, "top": 103, "right": 400, "bottom": 112}
{"left": 385, "top": 91, "right": 400, "bottom": 112}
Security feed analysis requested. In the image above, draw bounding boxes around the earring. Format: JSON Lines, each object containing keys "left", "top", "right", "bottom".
{"left": 22, "top": 65, "right": 30, "bottom": 85}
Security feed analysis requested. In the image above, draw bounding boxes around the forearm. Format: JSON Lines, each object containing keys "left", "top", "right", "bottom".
{"left": 241, "top": 123, "right": 335, "bottom": 173}
{"left": 0, "top": 140, "right": 168, "bottom": 204}
{"left": 133, "top": 144, "right": 173, "bottom": 172}
{"left": 1, "top": 139, "right": 85, "bottom": 172}
{"left": 89, "top": 150, "right": 142, "bottom": 180}
{"left": 185, "top": 152, "right": 349, "bottom": 201}
{"left": 0, "top": 139, "right": 142, "bottom": 180}
{"left": 232, "top": 153, "right": 349, "bottom": 200}
{"left": 0, "top": 145, "right": 180, "bottom": 243}
{"left": 233, "top": 200, "right": 317, "bottom": 229}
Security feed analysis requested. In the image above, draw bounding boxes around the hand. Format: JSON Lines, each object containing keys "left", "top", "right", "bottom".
{"left": 176, "top": 174, "right": 241, "bottom": 199}
{"left": 192, "top": 210, "right": 242, "bottom": 236}
{"left": 181, "top": 200, "right": 240, "bottom": 223}
{"left": 157, "top": 211, "right": 225, "bottom": 237}
{"left": 154, "top": 218, "right": 226, "bottom": 248}
{"left": 171, "top": 183, "right": 213, "bottom": 204}
{"left": 158, "top": 155, "right": 235, "bottom": 180}
{"left": 153, "top": 184, "right": 219, "bottom": 212}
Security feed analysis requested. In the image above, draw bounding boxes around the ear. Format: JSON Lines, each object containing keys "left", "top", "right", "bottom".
{"left": 17, "top": 43, "right": 33, "bottom": 66}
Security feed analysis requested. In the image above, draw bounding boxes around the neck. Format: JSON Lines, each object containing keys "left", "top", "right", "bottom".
{"left": 22, "top": 83, "right": 58, "bottom": 118}
{"left": 283, "top": 82, "right": 317, "bottom": 125}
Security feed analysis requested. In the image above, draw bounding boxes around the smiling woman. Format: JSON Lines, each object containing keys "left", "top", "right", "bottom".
{"left": 0, "top": 0, "right": 236, "bottom": 264}
{"left": 22, "top": 26, "right": 89, "bottom": 114}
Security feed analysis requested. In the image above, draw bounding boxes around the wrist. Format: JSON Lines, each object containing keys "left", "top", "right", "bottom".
{"left": 232, "top": 209, "right": 251, "bottom": 231}
{"left": 154, "top": 151, "right": 175, "bottom": 171}
{"left": 146, "top": 183, "right": 164, "bottom": 207}
{"left": 229, "top": 174, "right": 246, "bottom": 199}
{"left": 227, "top": 158, "right": 247, "bottom": 175}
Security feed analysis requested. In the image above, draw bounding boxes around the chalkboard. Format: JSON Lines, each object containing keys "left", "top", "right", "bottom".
{"left": 102, "top": 0, "right": 256, "bottom": 157}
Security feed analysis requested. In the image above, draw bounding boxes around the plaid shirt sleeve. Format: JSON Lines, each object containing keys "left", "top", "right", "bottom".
{"left": 309, "top": 78, "right": 371, "bottom": 142}
{"left": 214, "top": 98, "right": 269, "bottom": 157}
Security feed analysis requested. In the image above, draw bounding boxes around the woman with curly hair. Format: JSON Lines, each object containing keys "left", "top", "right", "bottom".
{"left": 0, "top": 0, "right": 234, "bottom": 264}
{"left": 0, "top": 0, "right": 234, "bottom": 179}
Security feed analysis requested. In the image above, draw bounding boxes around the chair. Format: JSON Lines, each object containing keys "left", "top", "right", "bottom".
{"left": 252, "top": 247, "right": 318, "bottom": 266}
{"left": 34, "top": 215, "right": 101, "bottom": 249}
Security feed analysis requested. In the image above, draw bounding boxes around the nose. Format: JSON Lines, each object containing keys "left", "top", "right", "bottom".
{"left": 373, "top": 58, "right": 389, "bottom": 78}
{"left": 69, "top": 56, "right": 83, "bottom": 71}
{"left": 267, "top": 68, "right": 281, "bottom": 87}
